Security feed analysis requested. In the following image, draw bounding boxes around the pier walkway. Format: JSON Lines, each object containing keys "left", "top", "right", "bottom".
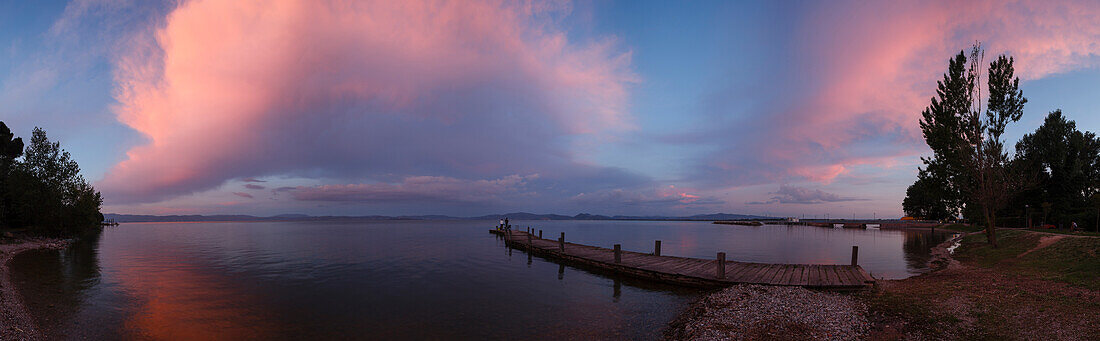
{"left": 492, "top": 229, "right": 874, "bottom": 289}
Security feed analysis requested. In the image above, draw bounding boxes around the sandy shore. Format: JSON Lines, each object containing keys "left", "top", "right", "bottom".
{"left": 0, "top": 238, "right": 69, "bottom": 341}
{"left": 664, "top": 284, "right": 870, "bottom": 340}
{"left": 663, "top": 229, "right": 1100, "bottom": 340}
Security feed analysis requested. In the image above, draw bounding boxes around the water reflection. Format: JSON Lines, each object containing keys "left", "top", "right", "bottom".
{"left": 498, "top": 222, "right": 952, "bottom": 279}
{"left": 902, "top": 230, "right": 957, "bottom": 275}
{"left": 10, "top": 230, "right": 104, "bottom": 339}
{"left": 13, "top": 221, "right": 701, "bottom": 339}
{"left": 9, "top": 221, "right": 948, "bottom": 339}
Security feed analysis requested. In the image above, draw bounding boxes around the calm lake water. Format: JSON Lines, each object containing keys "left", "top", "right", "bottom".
{"left": 10, "top": 220, "right": 950, "bottom": 340}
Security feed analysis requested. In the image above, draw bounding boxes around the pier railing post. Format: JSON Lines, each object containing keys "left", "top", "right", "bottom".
{"left": 559, "top": 232, "right": 565, "bottom": 252}
{"left": 654, "top": 240, "right": 661, "bottom": 256}
{"left": 614, "top": 244, "right": 621, "bottom": 263}
{"left": 539, "top": 230, "right": 542, "bottom": 238}
{"left": 717, "top": 252, "right": 726, "bottom": 279}
{"left": 851, "top": 246, "right": 859, "bottom": 266}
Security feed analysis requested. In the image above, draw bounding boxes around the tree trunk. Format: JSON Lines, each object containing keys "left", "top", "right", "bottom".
{"left": 987, "top": 210, "right": 998, "bottom": 248}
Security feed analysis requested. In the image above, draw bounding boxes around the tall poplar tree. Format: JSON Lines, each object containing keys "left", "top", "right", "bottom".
{"left": 908, "top": 44, "right": 1027, "bottom": 247}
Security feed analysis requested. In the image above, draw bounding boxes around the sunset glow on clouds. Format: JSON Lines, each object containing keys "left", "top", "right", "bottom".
{"left": 693, "top": 0, "right": 1100, "bottom": 191}
{"left": 3, "top": 0, "right": 1100, "bottom": 217}
{"left": 100, "top": 0, "right": 634, "bottom": 204}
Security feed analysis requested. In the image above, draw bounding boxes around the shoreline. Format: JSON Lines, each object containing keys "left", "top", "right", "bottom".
{"left": 0, "top": 238, "right": 69, "bottom": 341}
{"left": 664, "top": 228, "right": 1100, "bottom": 340}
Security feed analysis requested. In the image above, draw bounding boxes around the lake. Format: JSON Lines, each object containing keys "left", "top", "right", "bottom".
{"left": 10, "top": 220, "right": 951, "bottom": 339}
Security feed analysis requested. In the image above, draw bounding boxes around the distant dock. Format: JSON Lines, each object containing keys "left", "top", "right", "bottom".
{"left": 491, "top": 228, "right": 874, "bottom": 289}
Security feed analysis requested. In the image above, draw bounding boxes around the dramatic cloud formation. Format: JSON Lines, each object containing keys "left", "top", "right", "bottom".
{"left": 747, "top": 185, "right": 866, "bottom": 205}
{"left": 692, "top": 0, "right": 1100, "bottom": 188}
{"left": 41, "top": 0, "right": 1094, "bottom": 217}
{"left": 99, "top": 0, "right": 635, "bottom": 203}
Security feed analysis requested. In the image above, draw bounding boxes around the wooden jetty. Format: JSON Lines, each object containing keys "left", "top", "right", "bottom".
{"left": 491, "top": 228, "right": 874, "bottom": 289}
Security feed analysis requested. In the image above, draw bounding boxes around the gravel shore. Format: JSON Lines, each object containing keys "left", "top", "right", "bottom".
{"left": 664, "top": 285, "right": 869, "bottom": 340}
{"left": 0, "top": 238, "right": 69, "bottom": 341}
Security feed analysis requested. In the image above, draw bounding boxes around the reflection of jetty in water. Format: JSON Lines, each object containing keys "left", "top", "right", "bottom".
{"left": 492, "top": 228, "right": 875, "bottom": 289}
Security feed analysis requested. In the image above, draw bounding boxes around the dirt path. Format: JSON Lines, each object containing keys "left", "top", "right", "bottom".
{"left": 1018, "top": 235, "right": 1065, "bottom": 258}
{"left": 0, "top": 239, "right": 68, "bottom": 341}
{"left": 862, "top": 229, "right": 1100, "bottom": 340}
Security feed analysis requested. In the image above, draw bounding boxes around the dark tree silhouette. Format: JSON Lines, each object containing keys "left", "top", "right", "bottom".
{"left": 964, "top": 51, "right": 1027, "bottom": 247}
{"left": 0, "top": 122, "right": 24, "bottom": 227}
{"left": 1, "top": 124, "right": 102, "bottom": 235}
{"left": 909, "top": 44, "right": 1027, "bottom": 247}
{"left": 1012, "top": 111, "right": 1100, "bottom": 229}
{"left": 911, "top": 50, "right": 974, "bottom": 220}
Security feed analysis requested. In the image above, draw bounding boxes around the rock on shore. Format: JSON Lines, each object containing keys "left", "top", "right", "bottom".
{"left": 665, "top": 284, "right": 868, "bottom": 341}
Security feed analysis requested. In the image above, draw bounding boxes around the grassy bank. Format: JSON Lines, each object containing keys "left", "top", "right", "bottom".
{"left": 860, "top": 229, "right": 1100, "bottom": 339}
{"left": 1024, "top": 228, "right": 1100, "bottom": 237}
{"left": 938, "top": 223, "right": 984, "bottom": 233}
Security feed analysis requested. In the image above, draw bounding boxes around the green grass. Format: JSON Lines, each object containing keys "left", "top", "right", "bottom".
{"left": 939, "top": 223, "right": 984, "bottom": 233}
{"left": 1025, "top": 228, "right": 1100, "bottom": 237}
{"left": 955, "top": 229, "right": 1100, "bottom": 290}
{"left": 1019, "top": 237, "right": 1100, "bottom": 290}
{"left": 954, "top": 230, "right": 1040, "bottom": 267}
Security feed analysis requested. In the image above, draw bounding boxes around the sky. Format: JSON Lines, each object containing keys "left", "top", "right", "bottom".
{"left": 2, "top": 0, "right": 1100, "bottom": 218}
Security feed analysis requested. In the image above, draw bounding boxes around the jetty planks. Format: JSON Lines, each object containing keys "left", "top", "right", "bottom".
{"left": 491, "top": 229, "right": 874, "bottom": 289}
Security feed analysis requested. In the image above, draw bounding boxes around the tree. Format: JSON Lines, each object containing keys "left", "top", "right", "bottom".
{"left": 1013, "top": 111, "right": 1100, "bottom": 229}
{"left": 909, "top": 44, "right": 1027, "bottom": 247}
{"left": 0, "top": 122, "right": 22, "bottom": 166}
{"left": 903, "top": 170, "right": 954, "bottom": 220}
{"left": 912, "top": 49, "right": 975, "bottom": 221}
{"left": 5, "top": 127, "right": 102, "bottom": 235}
{"left": 0, "top": 122, "right": 24, "bottom": 227}
{"left": 962, "top": 51, "right": 1027, "bottom": 247}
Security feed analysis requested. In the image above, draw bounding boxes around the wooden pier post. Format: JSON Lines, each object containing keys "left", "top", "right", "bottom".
{"left": 559, "top": 232, "right": 565, "bottom": 252}
{"left": 527, "top": 232, "right": 532, "bottom": 245}
{"left": 851, "top": 246, "right": 859, "bottom": 266}
{"left": 717, "top": 252, "right": 726, "bottom": 279}
{"left": 654, "top": 240, "right": 661, "bottom": 256}
{"left": 539, "top": 230, "right": 542, "bottom": 238}
{"left": 614, "top": 244, "right": 622, "bottom": 263}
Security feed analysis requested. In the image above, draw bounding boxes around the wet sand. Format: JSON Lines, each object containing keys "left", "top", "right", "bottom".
{"left": 0, "top": 238, "right": 68, "bottom": 341}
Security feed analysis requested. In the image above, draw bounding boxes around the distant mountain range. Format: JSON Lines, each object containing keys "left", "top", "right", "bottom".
{"left": 104, "top": 212, "right": 772, "bottom": 223}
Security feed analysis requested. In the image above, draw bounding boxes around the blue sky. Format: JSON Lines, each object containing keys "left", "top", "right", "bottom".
{"left": 1, "top": 0, "right": 1098, "bottom": 217}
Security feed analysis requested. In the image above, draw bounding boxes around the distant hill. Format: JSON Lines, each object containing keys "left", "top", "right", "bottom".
{"left": 105, "top": 212, "right": 773, "bottom": 223}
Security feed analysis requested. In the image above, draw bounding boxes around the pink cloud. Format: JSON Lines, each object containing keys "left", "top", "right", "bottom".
{"left": 99, "top": 0, "right": 635, "bottom": 204}
{"left": 701, "top": 0, "right": 1100, "bottom": 187}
